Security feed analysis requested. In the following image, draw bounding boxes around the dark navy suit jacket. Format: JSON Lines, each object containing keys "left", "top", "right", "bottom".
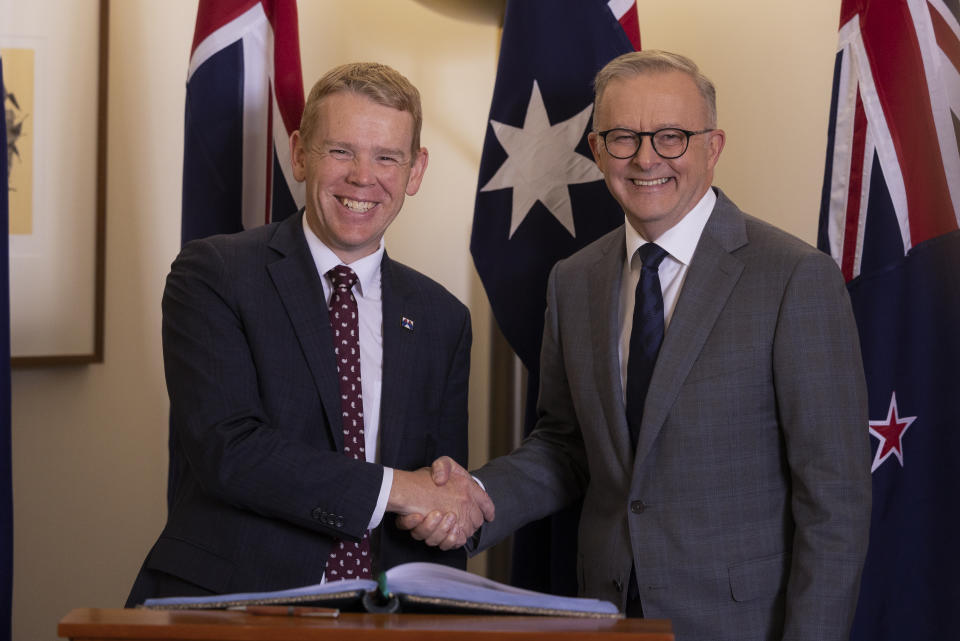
{"left": 127, "top": 212, "right": 470, "bottom": 603}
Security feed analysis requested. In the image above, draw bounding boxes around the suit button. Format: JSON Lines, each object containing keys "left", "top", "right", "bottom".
{"left": 335, "top": 519, "right": 344, "bottom": 528}
{"left": 311, "top": 508, "right": 324, "bottom": 520}
{"left": 613, "top": 578, "right": 623, "bottom": 592}
{"left": 630, "top": 500, "right": 646, "bottom": 514}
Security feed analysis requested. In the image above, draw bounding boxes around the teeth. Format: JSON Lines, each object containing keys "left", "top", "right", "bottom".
{"left": 339, "top": 197, "right": 375, "bottom": 212}
{"left": 631, "top": 177, "right": 670, "bottom": 186}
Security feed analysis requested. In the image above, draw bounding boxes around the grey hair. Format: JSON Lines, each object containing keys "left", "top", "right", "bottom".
{"left": 593, "top": 50, "right": 717, "bottom": 129}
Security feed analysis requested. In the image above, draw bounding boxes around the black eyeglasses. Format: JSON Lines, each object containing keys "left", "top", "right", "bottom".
{"left": 597, "top": 127, "right": 715, "bottom": 160}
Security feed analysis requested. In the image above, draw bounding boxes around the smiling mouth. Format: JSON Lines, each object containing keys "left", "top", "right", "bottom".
{"left": 338, "top": 197, "right": 376, "bottom": 212}
{"left": 630, "top": 177, "right": 671, "bottom": 186}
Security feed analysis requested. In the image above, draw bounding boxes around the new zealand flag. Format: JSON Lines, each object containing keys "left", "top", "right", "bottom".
{"left": 471, "top": 0, "right": 639, "bottom": 595}
{"left": 818, "top": 1, "right": 960, "bottom": 639}
{"left": 181, "top": 0, "right": 304, "bottom": 245}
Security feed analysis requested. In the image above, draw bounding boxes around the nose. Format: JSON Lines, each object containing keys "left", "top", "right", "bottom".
{"left": 631, "top": 136, "right": 660, "bottom": 170}
{"left": 347, "top": 155, "right": 376, "bottom": 185}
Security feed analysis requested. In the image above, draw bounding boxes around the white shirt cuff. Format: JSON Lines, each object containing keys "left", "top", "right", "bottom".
{"left": 369, "top": 466, "right": 393, "bottom": 529}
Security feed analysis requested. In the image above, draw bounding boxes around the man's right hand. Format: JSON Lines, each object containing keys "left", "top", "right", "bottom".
{"left": 387, "top": 456, "right": 494, "bottom": 550}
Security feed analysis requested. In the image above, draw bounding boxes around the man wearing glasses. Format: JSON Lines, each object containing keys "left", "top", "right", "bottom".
{"left": 404, "top": 50, "right": 871, "bottom": 641}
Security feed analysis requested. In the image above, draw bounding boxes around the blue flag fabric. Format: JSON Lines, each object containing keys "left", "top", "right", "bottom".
{"left": 472, "top": 0, "right": 636, "bottom": 391}
{"left": 1, "top": 56, "right": 14, "bottom": 641}
{"left": 471, "top": 0, "right": 638, "bottom": 594}
{"left": 818, "top": 1, "right": 960, "bottom": 639}
{"left": 181, "top": 0, "right": 304, "bottom": 245}
{"left": 172, "top": 0, "right": 304, "bottom": 505}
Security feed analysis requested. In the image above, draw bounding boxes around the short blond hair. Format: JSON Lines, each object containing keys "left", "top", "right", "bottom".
{"left": 299, "top": 62, "right": 423, "bottom": 151}
{"left": 593, "top": 50, "right": 717, "bottom": 129}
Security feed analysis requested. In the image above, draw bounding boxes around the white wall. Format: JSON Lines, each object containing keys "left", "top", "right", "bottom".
{"left": 9, "top": 2, "right": 840, "bottom": 640}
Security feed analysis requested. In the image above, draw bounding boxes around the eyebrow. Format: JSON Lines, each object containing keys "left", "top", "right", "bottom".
{"left": 374, "top": 147, "right": 408, "bottom": 158}
{"left": 319, "top": 139, "right": 408, "bottom": 157}
{"left": 608, "top": 122, "right": 688, "bottom": 131}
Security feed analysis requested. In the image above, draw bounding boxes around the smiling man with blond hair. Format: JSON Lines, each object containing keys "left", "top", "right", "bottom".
{"left": 126, "top": 62, "right": 492, "bottom": 605}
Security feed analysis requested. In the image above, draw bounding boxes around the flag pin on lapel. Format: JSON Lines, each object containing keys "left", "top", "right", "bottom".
{"left": 401, "top": 317, "right": 415, "bottom": 331}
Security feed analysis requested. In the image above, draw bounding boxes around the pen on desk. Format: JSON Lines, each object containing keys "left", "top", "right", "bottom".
{"left": 228, "top": 605, "right": 340, "bottom": 618}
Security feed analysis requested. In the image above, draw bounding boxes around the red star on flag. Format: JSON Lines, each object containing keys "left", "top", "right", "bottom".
{"left": 868, "top": 392, "right": 917, "bottom": 472}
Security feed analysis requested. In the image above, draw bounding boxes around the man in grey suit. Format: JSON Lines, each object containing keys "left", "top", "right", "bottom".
{"left": 126, "top": 62, "right": 492, "bottom": 605}
{"left": 404, "top": 51, "right": 871, "bottom": 641}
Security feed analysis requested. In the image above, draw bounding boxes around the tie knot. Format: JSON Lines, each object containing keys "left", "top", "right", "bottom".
{"left": 327, "top": 265, "right": 358, "bottom": 291}
{"left": 638, "top": 243, "right": 668, "bottom": 271}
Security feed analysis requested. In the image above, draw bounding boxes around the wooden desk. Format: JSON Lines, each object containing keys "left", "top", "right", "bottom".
{"left": 59, "top": 608, "right": 673, "bottom": 641}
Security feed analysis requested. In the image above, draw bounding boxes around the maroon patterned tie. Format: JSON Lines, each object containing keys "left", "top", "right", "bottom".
{"left": 324, "top": 265, "right": 372, "bottom": 580}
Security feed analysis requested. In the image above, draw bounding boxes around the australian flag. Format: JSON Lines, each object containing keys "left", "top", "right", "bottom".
{"left": 818, "top": 1, "right": 960, "bottom": 639}
{"left": 1, "top": 55, "right": 13, "bottom": 641}
{"left": 182, "top": 0, "right": 304, "bottom": 245}
{"left": 471, "top": 0, "right": 639, "bottom": 595}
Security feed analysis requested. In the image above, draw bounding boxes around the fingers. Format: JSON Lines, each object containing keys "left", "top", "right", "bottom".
{"left": 388, "top": 461, "right": 496, "bottom": 550}
{"left": 463, "top": 490, "right": 489, "bottom": 531}
{"left": 396, "top": 512, "right": 426, "bottom": 531}
{"left": 430, "top": 456, "right": 454, "bottom": 485}
{"left": 430, "top": 456, "right": 494, "bottom": 523}
{"left": 399, "top": 510, "right": 457, "bottom": 546}
{"left": 438, "top": 526, "right": 466, "bottom": 551}
{"left": 474, "top": 486, "right": 496, "bottom": 523}
{"left": 423, "top": 513, "right": 458, "bottom": 548}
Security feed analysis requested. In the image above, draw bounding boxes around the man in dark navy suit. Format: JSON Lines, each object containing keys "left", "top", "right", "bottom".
{"left": 126, "top": 62, "right": 493, "bottom": 604}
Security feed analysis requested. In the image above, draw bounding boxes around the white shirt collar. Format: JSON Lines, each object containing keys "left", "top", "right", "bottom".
{"left": 302, "top": 214, "right": 384, "bottom": 296}
{"left": 624, "top": 187, "right": 716, "bottom": 266}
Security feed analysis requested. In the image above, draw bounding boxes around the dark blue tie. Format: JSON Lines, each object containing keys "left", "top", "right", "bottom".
{"left": 625, "top": 243, "right": 668, "bottom": 449}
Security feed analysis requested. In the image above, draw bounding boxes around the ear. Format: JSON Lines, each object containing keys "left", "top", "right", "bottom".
{"left": 706, "top": 128, "right": 726, "bottom": 169}
{"left": 290, "top": 131, "right": 307, "bottom": 182}
{"left": 587, "top": 131, "right": 603, "bottom": 163}
{"left": 404, "top": 147, "right": 429, "bottom": 196}
{"left": 587, "top": 131, "right": 609, "bottom": 175}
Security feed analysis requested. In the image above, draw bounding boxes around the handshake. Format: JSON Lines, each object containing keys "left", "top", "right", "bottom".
{"left": 387, "top": 456, "right": 495, "bottom": 551}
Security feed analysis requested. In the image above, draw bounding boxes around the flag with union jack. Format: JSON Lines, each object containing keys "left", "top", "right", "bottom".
{"left": 817, "top": 1, "right": 960, "bottom": 638}
{"left": 471, "top": 0, "right": 639, "bottom": 595}
{"left": 181, "top": 0, "right": 304, "bottom": 245}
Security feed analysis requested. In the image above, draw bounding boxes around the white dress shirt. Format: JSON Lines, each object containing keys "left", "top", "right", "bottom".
{"left": 302, "top": 216, "right": 392, "bottom": 531}
{"left": 618, "top": 188, "right": 716, "bottom": 396}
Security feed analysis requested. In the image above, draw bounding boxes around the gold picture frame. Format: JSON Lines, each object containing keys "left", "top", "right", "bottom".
{"left": 4, "top": 0, "right": 107, "bottom": 366}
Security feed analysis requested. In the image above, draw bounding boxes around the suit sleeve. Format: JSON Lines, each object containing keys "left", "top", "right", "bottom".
{"left": 162, "top": 239, "right": 382, "bottom": 542}
{"left": 472, "top": 263, "right": 590, "bottom": 552}
{"left": 774, "top": 251, "right": 872, "bottom": 640}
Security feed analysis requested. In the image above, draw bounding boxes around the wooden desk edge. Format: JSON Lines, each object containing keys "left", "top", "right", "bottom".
{"left": 59, "top": 608, "right": 673, "bottom": 641}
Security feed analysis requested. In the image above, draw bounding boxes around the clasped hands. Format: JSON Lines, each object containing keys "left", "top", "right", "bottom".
{"left": 387, "top": 456, "right": 494, "bottom": 550}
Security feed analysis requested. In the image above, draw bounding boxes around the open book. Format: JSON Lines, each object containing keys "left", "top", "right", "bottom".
{"left": 141, "top": 561, "right": 622, "bottom": 618}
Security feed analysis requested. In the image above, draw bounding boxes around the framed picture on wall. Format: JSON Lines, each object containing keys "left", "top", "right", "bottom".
{"left": 2, "top": 0, "right": 108, "bottom": 366}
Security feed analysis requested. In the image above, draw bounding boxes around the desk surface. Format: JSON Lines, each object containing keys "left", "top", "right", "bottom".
{"left": 59, "top": 608, "right": 674, "bottom": 641}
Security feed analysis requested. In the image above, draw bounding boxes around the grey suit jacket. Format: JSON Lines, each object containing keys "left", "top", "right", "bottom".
{"left": 129, "top": 211, "right": 470, "bottom": 600}
{"left": 473, "top": 189, "right": 871, "bottom": 641}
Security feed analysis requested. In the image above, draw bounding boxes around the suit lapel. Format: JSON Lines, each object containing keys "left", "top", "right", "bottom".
{"left": 379, "top": 255, "right": 416, "bottom": 467}
{"left": 633, "top": 189, "right": 749, "bottom": 468}
{"left": 266, "top": 212, "right": 344, "bottom": 450}
{"left": 586, "top": 228, "right": 635, "bottom": 472}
